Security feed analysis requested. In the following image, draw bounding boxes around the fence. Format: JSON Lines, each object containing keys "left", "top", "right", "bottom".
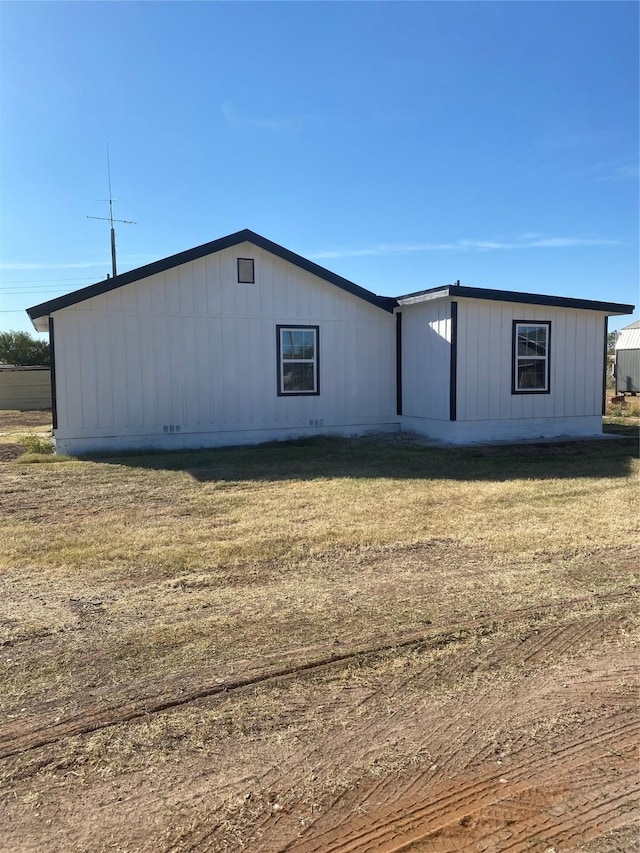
{"left": 0, "top": 366, "right": 52, "bottom": 410}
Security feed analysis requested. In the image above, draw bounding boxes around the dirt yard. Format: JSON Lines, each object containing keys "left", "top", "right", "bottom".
{"left": 0, "top": 412, "right": 638, "bottom": 852}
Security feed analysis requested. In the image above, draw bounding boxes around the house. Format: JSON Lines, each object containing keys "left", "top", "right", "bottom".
{"left": 614, "top": 319, "right": 640, "bottom": 395}
{"left": 27, "top": 229, "right": 634, "bottom": 454}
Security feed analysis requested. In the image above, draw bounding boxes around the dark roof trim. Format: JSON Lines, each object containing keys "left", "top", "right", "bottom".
{"left": 27, "top": 231, "right": 634, "bottom": 322}
{"left": 396, "top": 284, "right": 634, "bottom": 315}
{"left": 27, "top": 229, "right": 397, "bottom": 320}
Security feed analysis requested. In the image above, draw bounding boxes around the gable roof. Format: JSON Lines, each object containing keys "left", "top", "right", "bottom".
{"left": 616, "top": 319, "right": 640, "bottom": 351}
{"left": 27, "top": 229, "right": 397, "bottom": 329}
{"left": 396, "top": 283, "right": 634, "bottom": 315}
{"left": 27, "top": 229, "right": 634, "bottom": 331}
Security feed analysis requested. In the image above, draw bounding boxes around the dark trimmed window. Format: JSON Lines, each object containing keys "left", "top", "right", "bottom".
{"left": 237, "top": 258, "right": 255, "bottom": 283}
{"left": 276, "top": 325, "right": 319, "bottom": 395}
{"left": 512, "top": 321, "right": 551, "bottom": 394}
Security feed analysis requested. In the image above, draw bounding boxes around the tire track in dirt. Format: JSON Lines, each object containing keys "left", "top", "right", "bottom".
{"left": 282, "top": 711, "right": 638, "bottom": 853}
{"left": 177, "top": 614, "right": 638, "bottom": 853}
{"left": 0, "top": 587, "right": 635, "bottom": 761}
{"left": 220, "top": 604, "right": 622, "bottom": 850}
{"left": 247, "top": 642, "right": 638, "bottom": 852}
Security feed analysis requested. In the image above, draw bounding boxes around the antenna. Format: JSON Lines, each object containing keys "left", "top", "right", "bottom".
{"left": 87, "top": 145, "right": 136, "bottom": 278}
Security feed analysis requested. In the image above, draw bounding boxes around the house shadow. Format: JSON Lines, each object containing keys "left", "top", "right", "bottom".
{"left": 86, "top": 431, "right": 638, "bottom": 484}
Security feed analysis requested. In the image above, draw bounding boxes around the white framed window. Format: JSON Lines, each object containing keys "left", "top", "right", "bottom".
{"left": 276, "top": 325, "right": 319, "bottom": 395}
{"left": 512, "top": 321, "right": 551, "bottom": 394}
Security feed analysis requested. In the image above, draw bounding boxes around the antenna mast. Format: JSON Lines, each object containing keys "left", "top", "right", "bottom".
{"left": 87, "top": 146, "right": 136, "bottom": 278}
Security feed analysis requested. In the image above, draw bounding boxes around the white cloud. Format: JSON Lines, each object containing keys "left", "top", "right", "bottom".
{"left": 310, "top": 236, "right": 618, "bottom": 260}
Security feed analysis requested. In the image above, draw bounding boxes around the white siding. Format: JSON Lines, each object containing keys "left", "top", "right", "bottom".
{"left": 52, "top": 243, "right": 397, "bottom": 452}
{"left": 456, "top": 299, "right": 606, "bottom": 423}
{"left": 400, "top": 300, "right": 452, "bottom": 420}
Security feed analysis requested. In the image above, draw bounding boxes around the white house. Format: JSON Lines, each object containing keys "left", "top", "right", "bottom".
{"left": 27, "top": 229, "right": 634, "bottom": 454}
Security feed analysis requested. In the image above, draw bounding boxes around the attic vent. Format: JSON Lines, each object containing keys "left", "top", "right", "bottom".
{"left": 237, "top": 258, "right": 255, "bottom": 283}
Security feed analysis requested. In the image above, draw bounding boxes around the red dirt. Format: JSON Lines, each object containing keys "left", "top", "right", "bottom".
{"left": 1, "top": 588, "right": 638, "bottom": 853}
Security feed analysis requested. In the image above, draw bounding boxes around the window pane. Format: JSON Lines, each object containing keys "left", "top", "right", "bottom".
{"left": 517, "top": 359, "right": 546, "bottom": 389}
{"left": 301, "top": 363, "right": 314, "bottom": 389}
{"left": 281, "top": 330, "right": 293, "bottom": 359}
{"left": 282, "top": 364, "right": 293, "bottom": 390}
{"left": 283, "top": 362, "right": 315, "bottom": 392}
{"left": 302, "top": 330, "right": 315, "bottom": 359}
{"left": 518, "top": 325, "right": 547, "bottom": 357}
{"left": 292, "top": 331, "right": 305, "bottom": 359}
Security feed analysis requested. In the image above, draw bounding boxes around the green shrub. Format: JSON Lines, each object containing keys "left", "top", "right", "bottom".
{"left": 18, "top": 433, "right": 55, "bottom": 454}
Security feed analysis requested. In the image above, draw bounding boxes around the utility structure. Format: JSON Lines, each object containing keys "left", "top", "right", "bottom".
{"left": 87, "top": 148, "right": 136, "bottom": 279}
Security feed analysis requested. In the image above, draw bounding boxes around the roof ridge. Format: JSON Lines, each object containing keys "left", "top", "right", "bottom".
{"left": 27, "top": 230, "right": 395, "bottom": 322}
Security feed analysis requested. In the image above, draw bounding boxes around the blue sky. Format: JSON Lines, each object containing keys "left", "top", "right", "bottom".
{"left": 1, "top": 1, "right": 638, "bottom": 336}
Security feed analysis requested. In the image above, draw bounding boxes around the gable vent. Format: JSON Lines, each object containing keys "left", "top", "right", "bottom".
{"left": 237, "top": 257, "right": 255, "bottom": 283}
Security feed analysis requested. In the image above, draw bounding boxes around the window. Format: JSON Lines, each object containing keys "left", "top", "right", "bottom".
{"left": 276, "top": 325, "right": 319, "bottom": 395}
{"left": 513, "top": 321, "right": 551, "bottom": 394}
{"left": 237, "top": 258, "right": 255, "bottom": 283}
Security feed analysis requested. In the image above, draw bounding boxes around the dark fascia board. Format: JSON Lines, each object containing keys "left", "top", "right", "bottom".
{"left": 396, "top": 284, "right": 634, "bottom": 316}
{"left": 27, "top": 229, "right": 397, "bottom": 322}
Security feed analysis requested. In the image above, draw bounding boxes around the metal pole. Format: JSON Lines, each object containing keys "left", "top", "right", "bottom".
{"left": 111, "top": 227, "right": 117, "bottom": 278}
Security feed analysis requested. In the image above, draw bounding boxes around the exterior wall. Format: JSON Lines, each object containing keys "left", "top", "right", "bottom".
{"left": 51, "top": 242, "right": 397, "bottom": 453}
{"left": 399, "top": 300, "right": 452, "bottom": 421}
{"left": 0, "top": 367, "right": 52, "bottom": 410}
{"left": 455, "top": 298, "right": 606, "bottom": 438}
{"left": 399, "top": 296, "right": 608, "bottom": 444}
{"left": 401, "top": 414, "right": 603, "bottom": 444}
{"left": 615, "top": 350, "right": 640, "bottom": 393}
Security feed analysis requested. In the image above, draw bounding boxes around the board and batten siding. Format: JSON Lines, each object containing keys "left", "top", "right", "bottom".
{"left": 452, "top": 298, "right": 606, "bottom": 441}
{"left": 51, "top": 242, "right": 397, "bottom": 453}
{"left": 397, "top": 295, "right": 608, "bottom": 443}
{"left": 399, "top": 300, "right": 452, "bottom": 422}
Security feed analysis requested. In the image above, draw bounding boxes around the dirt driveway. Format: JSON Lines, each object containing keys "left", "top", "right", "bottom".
{"left": 1, "top": 582, "right": 637, "bottom": 852}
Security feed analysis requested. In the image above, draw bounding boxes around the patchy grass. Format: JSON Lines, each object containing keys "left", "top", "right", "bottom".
{"left": 0, "top": 414, "right": 638, "bottom": 852}
{"left": 0, "top": 409, "right": 52, "bottom": 431}
{"left": 0, "top": 410, "right": 53, "bottom": 462}
{"left": 607, "top": 395, "right": 640, "bottom": 418}
{"left": 0, "top": 428, "right": 637, "bottom": 712}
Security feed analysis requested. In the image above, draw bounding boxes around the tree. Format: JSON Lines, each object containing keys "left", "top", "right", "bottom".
{"left": 607, "top": 330, "right": 620, "bottom": 357}
{"left": 0, "top": 330, "right": 50, "bottom": 366}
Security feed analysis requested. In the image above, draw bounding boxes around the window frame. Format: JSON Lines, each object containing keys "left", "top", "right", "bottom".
{"left": 237, "top": 257, "right": 255, "bottom": 284}
{"left": 512, "top": 320, "right": 551, "bottom": 395}
{"left": 276, "top": 325, "right": 320, "bottom": 396}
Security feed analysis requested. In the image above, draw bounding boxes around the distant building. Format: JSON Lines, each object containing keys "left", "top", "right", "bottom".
{"left": 615, "top": 319, "right": 640, "bottom": 395}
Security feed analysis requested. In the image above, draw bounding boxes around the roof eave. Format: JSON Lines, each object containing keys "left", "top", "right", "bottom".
{"left": 396, "top": 284, "right": 634, "bottom": 315}
{"left": 26, "top": 229, "right": 396, "bottom": 321}
{"left": 30, "top": 315, "right": 50, "bottom": 333}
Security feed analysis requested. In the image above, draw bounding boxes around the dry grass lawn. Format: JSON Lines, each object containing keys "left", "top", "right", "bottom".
{"left": 0, "top": 410, "right": 638, "bottom": 852}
